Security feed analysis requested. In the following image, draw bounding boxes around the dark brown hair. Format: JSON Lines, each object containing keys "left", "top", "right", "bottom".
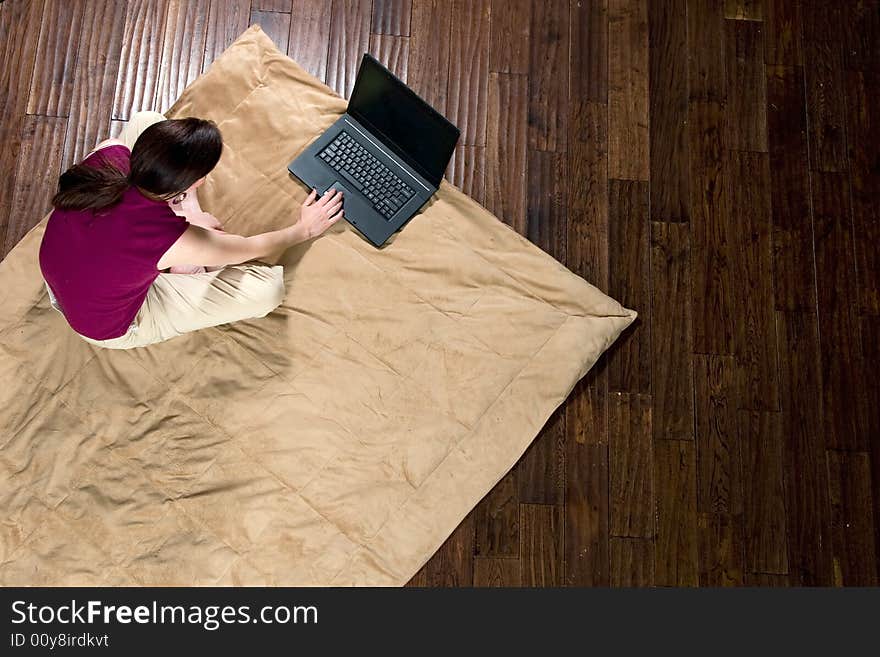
{"left": 51, "top": 118, "right": 223, "bottom": 212}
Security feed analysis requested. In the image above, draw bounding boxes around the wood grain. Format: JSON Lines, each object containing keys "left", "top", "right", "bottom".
{"left": 520, "top": 504, "right": 562, "bottom": 586}
{"left": 609, "top": 392, "right": 653, "bottom": 537}
{"left": 252, "top": 0, "right": 292, "bottom": 11}
{"left": 726, "top": 151, "right": 780, "bottom": 411}
{"left": 203, "top": 0, "right": 251, "bottom": 73}
{"left": 371, "top": 0, "right": 412, "bottom": 36}
{"left": 610, "top": 537, "right": 653, "bottom": 586}
{"left": 489, "top": 0, "right": 530, "bottom": 75}
{"left": 608, "top": 179, "right": 650, "bottom": 393}
{"left": 775, "top": 310, "right": 833, "bottom": 585}
{"left": 698, "top": 512, "right": 744, "bottom": 586}
{"left": 422, "top": 511, "right": 474, "bottom": 586}
{"left": 288, "top": 0, "right": 333, "bottom": 81}
{"left": 724, "top": 0, "right": 762, "bottom": 20}
{"left": 694, "top": 355, "right": 742, "bottom": 516}
{"left": 446, "top": 0, "right": 489, "bottom": 147}
{"left": 827, "top": 451, "right": 879, "bottom": 585}
{"left": 516, "top": 403, "right": 564, "bottom": 505}
{"left": 26, "top": 0, "right": 85, "bottom": 117}
{"left": 564, "top": 441, "right": 610, "bottom": 585}
{"left": 473, "top": 557, "right": 521, "bottom": 587}
{"left": 740, "top": 410, "right": 789, "bottom": 574}
{"left": 688, "top": 0, "right": 725, "bottom": 103}
{"left": 447, "top": 144, "right": 486, "bottom": 205}
{"left": 326, "top": 0, "right": 372, "bottom": 99}
{"left": 724, "top": 19, "right": 768, "bottom": 151}
{"left": 763, "top": 0, "right": 803, "bottom": 66}
{"left": 654, "top": 439, "right": 699, "bottom": 586}
{"left": 474, "top": 473, "right": 518, "bottom": 558}
{"left": 804, "top": 38, "right": 848, "bottom": 172}
{"left": 407, "top": 0, "right": 452, "bottom": 116}
{"left": 608, "top": 0, "right": 648, "bottom": 179}
{"left": 571, "top": 0, "right": 608, "bottom": 103}
{"left": 251, "top": 8, "right": 291, "bottom": 55}
{"left": 528, "top": 0, "right": 569, "bottom": 152}
{"left": 843, "top": 0, "right": 880, "bottom": 71}
{"left": 525, "top": 149, "right": 566, "bottom": 261}
{"left": 113, "top": 0, "right": 169, "bottom": 121}
{"left": 650, "top": 222, "right": 694, "bottom": 441}
{"left": 485, "top": 72, "right": 528, "bottom": 233}
{"left": 649, "top": 0, "right": 689, "bottom": 221}
{"left": 767, "top": 64, "right": 815, "bottom": 311}
{"left": 154, "top": 0, "right": 210, "bottom": 113}
{"left": 3, "top": 116, "right": 67, "bottom": 254}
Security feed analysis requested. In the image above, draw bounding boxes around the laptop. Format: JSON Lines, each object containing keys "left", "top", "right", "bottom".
{"left": 288, "top": 53, "right": 460, "bottom": 248}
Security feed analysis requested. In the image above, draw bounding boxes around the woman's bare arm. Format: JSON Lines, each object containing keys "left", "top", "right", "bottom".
{"left": 157, "top": 223, "right": 308, "bottom": 269}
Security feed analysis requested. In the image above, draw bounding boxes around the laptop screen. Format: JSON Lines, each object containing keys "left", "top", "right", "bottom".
{"left": 348, "top": 54, "right": 460, "bottom": 187}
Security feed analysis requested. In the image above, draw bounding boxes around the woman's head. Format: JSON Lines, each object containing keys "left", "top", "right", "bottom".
{"left": 51, "top": 117, "right": 223, "bottom": 212}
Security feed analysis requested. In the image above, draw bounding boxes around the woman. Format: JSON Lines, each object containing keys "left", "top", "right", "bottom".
{"left": 39, "top": 111, "right": 344, "bottom": 350}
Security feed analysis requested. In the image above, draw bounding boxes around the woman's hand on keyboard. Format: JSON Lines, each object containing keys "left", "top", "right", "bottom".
{"left": 299, "top": 187, "right": 344, "bottom": 239}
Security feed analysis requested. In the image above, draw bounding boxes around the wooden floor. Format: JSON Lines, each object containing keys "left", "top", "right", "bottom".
{"left": 1, "top": 0, "right": 878, "bottom": 586}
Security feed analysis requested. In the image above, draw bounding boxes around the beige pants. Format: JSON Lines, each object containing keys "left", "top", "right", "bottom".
{"left": 48, "top": 111, "right": 286, "bottom": 350}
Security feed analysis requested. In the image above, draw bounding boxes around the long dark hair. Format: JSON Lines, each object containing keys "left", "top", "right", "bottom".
{"left": 52, "top": 118, "right": 223, "bottom": 212}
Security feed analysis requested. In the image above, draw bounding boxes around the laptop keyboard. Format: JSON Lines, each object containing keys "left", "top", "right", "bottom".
{"left": 317, "top": 131, "right": 415, "bottom": 220}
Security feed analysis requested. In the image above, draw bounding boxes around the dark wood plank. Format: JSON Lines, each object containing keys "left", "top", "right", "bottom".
{"left": 767, "top": 64, "right": 816, "bottom": 311}
{"left": 844, "top": 69, "right": 880, "bottom": 315}
{"left": 368, "top": 33, "right": 408, "bottom": 82}
{"left": 203, "top": 0, "right": 251, "bottom": 73}
{"left": 724, "top": 0, "right": 762, "bottom": 20}
{"left": 649, "top": 0, "right": 689, "bottom": 221}
{"left": 371, "top": 0, "right": 412, "bottom": 36}
{"left": 251, "top": 8, "right": 291, "bottom": 54}
{"left": 563, "top": 439, "right": 610, "bottom": 585}
{"left": 812, "top": 173, "right": 869, "bottom": 451}
{"left": 608, "top": 0, "right": 648, "bottom": 179}
{"left": 252, "top": 0, "right": 292, "bottom": 11}
{"left": 525, "top": 149, "right": 567, "bottom": 261}
{"left": 473, "top": 557, "right": 521, "bottom": 586}
{"left": 109, "top": 119, "right": 127, "bottom": 139}
{"left": 609, "top": 392, "right": 654, "bottom": 537}
{"left": 698, "top": 512, "right": 745, "bottom": 586}
{"left": 571, "top": 0, "right": 608, "bottom": 103}
{"left": 745, "top": 572, "right": 790, "bottom": 586}
{"left": 827, "top": 450, "right": 879, "bottom": 585}
{"left": 689, "top": 100, "right": 735, "bottom": 354}
{"left": 527, "top": 0, "right": 569, "bottom": 152}
{"left": 863, "top": 316, "right": 880, "bottom": 571}
{"left": 3, "top": 116, "right": 67, "bottom": 255}
{"left": 407, "top": 0, "right": 452, "bottom": 116}
{"left": 489, "top": 0, "right": 530, "bottom": 75}
{"left": 326, "top": 0, "right": 372, "bottom": 99}
{"left": 61, "top": 0, "right": 127, "bottom": 170}
{"left": 520, "top": 504, "right": 562, "bottom": 586}
{"left": 694, "top": 355, "right": 742, "bottom": 516}
{"left": 516, "top": 403, "right": 564, "bottom": 505}
{"left": 650, "top": 222, "right": 694, "bottom": 441}
{"left": 113, "top": 0, "right": 169, "bottom": 122}
{"left": 567, "top": 100, "right": 608, "bottom": 289}
{"left": 0, "top": 0, "right": 46, "bottom": 244}
{"left": 763, "top": 0, "right": 803, "bottom": 67}
{"left": 608, "top": 179, "right": 650, "bottom": 393}
{"left": 446, "top": 144, "right": 486, "bottom": 205}
{"left": 405, "top": 566, "right": 427, "bottom": 586}
{"left": 654, "top": 439, "right": 699, "bottom": 586}
{"left": 800, "top": 0, "right": 843, "bottom": 46}
{"left": 474, "top": 472, "right": 519, "bottom": 558}
{"left": 775, "top": 310, "right": 834, "bottom": 585}
{"left": 422, "top": 511, "right": 475, "bottom": 586}
{"left": 154, "top": 0, "right": 210, "bottom": 113}
{"left": 486, "top": 72, "right": 528, "bottom": 234}
{"left": 609, "top": 537, "right": 653, "bottom": 586}
{"left": 843, "top": 0, "right": 880, "bottom": 71}
{"left": 446, "top": 0, "right": 489, "bottom": 147}
{"left": 688, "top": 0, "right": 726, "bottom": 103}
{"left": 803, "top": 37, "right": 848, "bottom": 172}
{"left": 288, "top": 0, "right": 332, "bottom": 81}
{"left": 727, "top": 151, "right": 780, "bottom": 411}
{"left": 740, "top": 410, "right": 789, "bottom": 574}
{"left": 26, "top": 0, "right": 86, "bottom": 117}
{"left": 724, "top": 19, "right": 768, "bottom": 152}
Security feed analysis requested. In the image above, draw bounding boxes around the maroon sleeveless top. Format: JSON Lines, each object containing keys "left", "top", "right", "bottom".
{"left": 39, "top": 145, "right": 190, "bottom": 340}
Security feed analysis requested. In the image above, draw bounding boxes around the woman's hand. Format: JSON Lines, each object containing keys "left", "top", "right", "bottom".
{"left": 299, "top": 188, "right": 344, "bottom": 239}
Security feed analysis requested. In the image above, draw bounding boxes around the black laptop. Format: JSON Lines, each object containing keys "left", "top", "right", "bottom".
{"left": 288, "top": 53, "right": 460, "bottom": 248}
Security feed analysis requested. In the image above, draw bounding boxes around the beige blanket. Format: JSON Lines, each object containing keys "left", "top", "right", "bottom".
{"left": 0, "top": 26, "right": 636, "bottom": 586}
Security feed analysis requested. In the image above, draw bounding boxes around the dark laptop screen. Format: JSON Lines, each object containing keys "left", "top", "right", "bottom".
{"left": 348, "top": 54, "right": 460, "bottom": 187}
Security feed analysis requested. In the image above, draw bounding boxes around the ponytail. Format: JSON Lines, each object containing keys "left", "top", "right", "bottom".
{"left": 52, "top": 161, "right": 130, "bottom": 212}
